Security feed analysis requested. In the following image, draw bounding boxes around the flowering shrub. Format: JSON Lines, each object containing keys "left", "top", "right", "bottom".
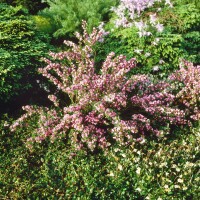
{"left": 95, "top": 28, "right": 184, "bottom": 77}
{"left": 170, "top": 60, "right": 200, "bottom": 121}
{"left": 112, "top": 0, "right": 173, "bottom": 36}
{"left": 11, "top": 22, "right": 200, "bottom": 151}
{"left": 96, "top": 0, "right": 190, "bottom": 77}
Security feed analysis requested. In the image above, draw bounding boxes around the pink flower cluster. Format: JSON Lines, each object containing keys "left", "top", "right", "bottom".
{"left": 11, "top": 22, "right": 200, "bottom": 151}
{"left": 112, "top": 0, "right": 172, "bottom": 36}
{"left": 169, "top": 61, "right": 200, "bottom": 121}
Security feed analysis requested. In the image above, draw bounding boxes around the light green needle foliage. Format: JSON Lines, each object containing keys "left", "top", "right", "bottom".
{"left": 40, "top": 0, "right": 118, "bottom": 39}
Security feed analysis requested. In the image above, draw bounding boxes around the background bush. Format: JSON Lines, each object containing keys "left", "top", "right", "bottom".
{"left": 0, "top": 0, "right": 48, "bottom": 14}
{"left": 39, "top": 0, "right": 118, "bottom": 39}
{"left": 0, "top": 4, "right": 52, "bottom": 106}
{"left": 95, "top": 0, "right": 200, "bottom": 76}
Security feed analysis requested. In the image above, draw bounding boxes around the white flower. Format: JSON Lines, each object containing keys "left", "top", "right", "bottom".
{"left": 108, "top": 171, "right": 114, "bottom": 177}
{"left": 136, "top": 167, "right": 141, "bottom": 175}
{"left": 118, "top": 164, "right": 123, "bottom": 171}
{"left": 136, "top": 187, "right": 141, "bottom": 192}
{"left": 135, "top": 20, "right": 146, "bottom": 31}
{"left": 165, "top": 0, "right": 173, "bottom": 8}
{"left": 176, "top": 167, "right": 181, "bottom": 172}
{"left": 155, "top": 23, "right": 164, "bottom": 32}
{"left": 159, "top": 59, "right": 165, "bottom": 64}
{"left": 145, "top": 52, "right": 151, "bottom": 57}
{"left": 134, "top": 49, "right": 143, "bottom": 54}
{"left": 114, "top": 148, "right": 120, "bottom": 152}
{"left": 4, "top": 121, "right": 9, "bottom": 127}
{"left": 183, "top": 186, "right": 188, "bottom": 190}
{"left": 177, "top": 178, "right": 183, "bottom": 183}
{"left": 153, "top": 65, "right": 159, "bottom": 71}
{"left": 149, "top": 13, "right": 157, "bottom": 25}
{"left": 164, "top": 185, "right": 169, "bottom": 189}
{"left": 121, "top": 153, "right": 126, "bottom": 158}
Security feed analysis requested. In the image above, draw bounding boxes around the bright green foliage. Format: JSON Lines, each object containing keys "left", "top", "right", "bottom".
{"left": 32, "top": 15, "right": 55, "bottom": 35}
{"left": 0, "top": 115, "right": 199, "bottom": 199}
{"left": 95, "top": 29, "right": 184, "bottom": 76}
{"left": 0, "top": 4, "right": 52, "bottom": 103}
{"left": 40, "top": 0, "right": 118, "bottom": 39}
{"left": 172, "top": 1, "right": 200, "bottom": 63}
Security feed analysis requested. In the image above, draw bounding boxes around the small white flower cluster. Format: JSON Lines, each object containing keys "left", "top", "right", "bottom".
{"left": 112, "top": 0, "right": 173, "bottom": 37}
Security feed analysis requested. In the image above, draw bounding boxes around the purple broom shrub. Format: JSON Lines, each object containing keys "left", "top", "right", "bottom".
{"left": 10, "top": 22, "right": 200, "bottom": 151}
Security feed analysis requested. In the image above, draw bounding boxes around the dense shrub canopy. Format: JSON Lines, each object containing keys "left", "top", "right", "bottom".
{"left": 95, "top": 0, "right": 200, "bottom": 76}
{"left": 0, "top": 4, "right": 52, "bottom": 104}
{"left": 40, "top": 0, "right": 118, "bottom": 39}
{"left": 1, "top": 0, "right": 47, "bottom": 14}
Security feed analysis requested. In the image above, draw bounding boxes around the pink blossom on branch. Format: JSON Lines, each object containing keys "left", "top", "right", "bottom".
{"left": 10, "top": 22, "right": 200, "bottom": 151}
{"left": 169, "top": 61, "right": 200, "bottom": 121}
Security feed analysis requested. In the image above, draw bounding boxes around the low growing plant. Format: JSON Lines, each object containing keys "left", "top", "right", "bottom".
{"left": 2, "top": 115, "right": 200, "bottom": 199}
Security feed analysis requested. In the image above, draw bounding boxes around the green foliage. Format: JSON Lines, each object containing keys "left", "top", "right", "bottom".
{"left": 0, "top": 4, "right": 52, "bottom": 103}
{"left": 160, "top": 0, "right": 200, "bottom": 64}
{"left": 0, "top": 115, "right": 199, "bottom": 199}
{"left": 95, "top": 0, "right": 200, "bottom": 76}
{"left": 95, "top": 29, "right": 184, "bottom": 77}
{"left": 40, "top": 0, "right": 118, "bottom": 39}
{"left": 182, "top": 31, "right": 200, "bottom": 63}
{"left": 0, "top": 1, "right": 199, "bottom": 199}
{"left": 32, "top": 15, "right": 55, "bottom": 35}
{"left": 172, "top": 1, "right": 200, "bottom": 64}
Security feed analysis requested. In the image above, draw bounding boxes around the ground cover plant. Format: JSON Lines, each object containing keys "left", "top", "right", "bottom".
{"left": 1, "top": 113, "right": 199, "bottom": 199}
{"left": 0, "top": 0, "right": 200, "bottom": 199}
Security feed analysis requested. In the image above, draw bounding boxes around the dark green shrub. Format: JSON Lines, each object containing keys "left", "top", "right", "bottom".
{"left": 95, "top": 29, "right": 184, "bottom": 77}
{"left": 0, "top": 4, "right": 52, "bottom": 104}
{"left": 1, "top": 0, "right": 48, "bottom": 14}
{"left": 173, "top": 2, "right": 200, "bottom": 64}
